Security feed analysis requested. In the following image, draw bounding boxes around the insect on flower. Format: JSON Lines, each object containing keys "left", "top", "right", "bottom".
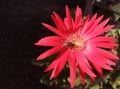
{"left": 35, "top": 5, "right": 119, "bottom": 89}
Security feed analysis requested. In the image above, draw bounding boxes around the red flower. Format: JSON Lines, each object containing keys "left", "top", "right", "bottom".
{"left": 35, "top": 5, "right": 119, "bottom": 88}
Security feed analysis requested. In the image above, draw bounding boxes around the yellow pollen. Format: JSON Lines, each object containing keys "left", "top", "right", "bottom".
{"left": 64, "top": 34, "right": 85, "bottom": 51}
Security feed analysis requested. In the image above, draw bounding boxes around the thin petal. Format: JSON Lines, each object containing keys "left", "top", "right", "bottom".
{"left": 64, "top": 17, "right": 75, "bottom": 33}
{"left": 92, "top": 47, "right": 119, "bottom": 60}
{"left": 74, "top": 6, "right": 82, "bottom": 29}
{"left": 65, "top": 5, "right": 73, "bottom": 30}
{"left": 94, "top": 65, "right": 104, "bottom": 78}
{"left": 88, "top": 48, "right": 114, "bottom": 77}
{"left": 78, "top": 65, "right": 85, "bottom": 84}
{"left": 80, "top": 13, "right": 97, "bottom": 36}
{"left": 75, "top": 52, "right": 96, "bottom": 80}
{"left": 45, "top": 49, "right": 68, "bottom": 72}
{"left": 83, "top": 49, "right": 113, "bottom": 70}
{"left": 41, "top": 23, "right": 63, "bottom": 36}
{"left": 88, "top": 47, "right": 116, "bottom": 66}
{"left": 50, "top": 49, "right": 71, "bottom": 79}
{"left": 89, "top": 25, "right": 114, "bottom": 39}
{"left": 83, "top": 15, "right": 90, "bottom": 24}
{"left": 87, "top": 18, "right": 114, "bottom": 39}
{"left": 52, "top": 12, "right": 67, "bottom": 32}
{"left": 89, "top": 42, "right": 118, "bottom": 49}
{"left": 35, "top": 36, "right": 63, "bottom": 46}
{"left": 64, "top": 18, "right": 69, "bottom": 29}
{"left": 95, "top": 51, "right": 116, "bottom": 66}
{"left": 69, "top": 51, "right": 76, "bottom": 88}
{"left": 37, "top": 46, "right": 62, "bottom": 60}
{"left": 83, "top": 15, "right": 104, "bottom": 36}
{"left": 87, "top": 36, "right": 116, "bottom": 43}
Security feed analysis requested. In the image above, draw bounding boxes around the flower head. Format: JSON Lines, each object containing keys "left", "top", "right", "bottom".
{"left": 35, "top": 5, "right": 119, "bottom": 88}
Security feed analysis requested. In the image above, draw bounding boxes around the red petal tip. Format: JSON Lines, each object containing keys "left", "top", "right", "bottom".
{"left": 50, "top": 75, "right": 54, "bottom": 80}
{"left": 65, "top": 5, "right": 69, "bottom": 8}
{"left": 34, "top": 43, "right": 38, "bottom": 46}
{"left": 36, "top": 57, "right": 42, "bottom": 60}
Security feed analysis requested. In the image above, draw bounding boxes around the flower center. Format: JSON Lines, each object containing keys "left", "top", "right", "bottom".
{"left": 64, "top": 34, "right": 85, "bottom": 51}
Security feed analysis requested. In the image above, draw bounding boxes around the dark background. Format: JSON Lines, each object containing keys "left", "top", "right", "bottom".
{"left": 0, "top": 0, "right": 87, "bottom": 89}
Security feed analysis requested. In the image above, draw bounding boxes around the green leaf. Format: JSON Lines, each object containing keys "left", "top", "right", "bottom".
{"left": 111, "top": 3, "right": 120, "bottom": 21}
{"left": 90, "top": 84, "right": 100, "bottom": 89}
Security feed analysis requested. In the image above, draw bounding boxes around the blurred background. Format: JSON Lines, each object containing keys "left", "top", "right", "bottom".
{"left": 0, "top": 0, "right": 120, "bottom": 89}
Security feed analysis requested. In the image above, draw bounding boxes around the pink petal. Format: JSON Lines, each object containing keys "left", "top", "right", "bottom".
{"left": 74, "top": 6, "right": 82, "bottom": 30}
{"left": 69, "top": 51, "right": 76, "bottom": 88}
{"left": 65, "top": 5, "right": 73, "bottom": 30}
{"left": 75, "top": 52, "right": 96, "bottom": 80}
{"left": 35, "top": 36, "right": 63, "bottom": 46}
{"left": 83, "top": 49, "right": 113, "bottom": 70}
{"left": 106, "top": 60, "right": 116, "bottom": 65}
{"left": 41, "top": 23, "right": 63, "bottom": 36}
{"left": 80, "top": 13, "right": 97, "bottom": 36}
{"left": 64, "top": 18, "right": 69, "bottom": 29}
{"left": 95, "top": 51, "right": 116, "bottom": 66}
{"left": 77, "top": 52, "right": 92, "bottom": 69}
{"left": 87, "top": 36, "right": 116, "bottom": 43}
{"left": 88, "top": 48, "right": 116, "bottom": 66}
{"left": 51, "top": 12, "right": 67, "bottom": 32}
{"left": 87, "top": 18, "right": 114, "bottom": 39}
{"left": 78, "top": 65, "right": 85, "bottom": 84}
{"left": 83, "top": 15, "right": 90, "bottom": 24}
{"left": 36, "top": 46, "right": 63, "bottom": 60}
{"left": 92, "top": 47, "right": 119, "bottom": 60}
{"left": 64, "top": 18, "right": 74, "bottom": 32}
{"left": 50, "top": 49, "right": 71, "bottom": 79}
{"left": 89, "top": 42, "right": 118, "bottom": 49}
{"left": 83, "top": 15, "right": 104, "bottom": 36}
{"left": 90, "top": 25, "right": 114, "bottom": 39}
{"left": 90, "top": 50, "right": 115, "bottom": 77}
{"left": 94, "top": 65, "right": 104, "bottom": 78}
{"left": 45, "top": 58, "right": 59, "bottom": 72}
{"left": 45, "top": 49, "right": 67, "bottom": 72}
